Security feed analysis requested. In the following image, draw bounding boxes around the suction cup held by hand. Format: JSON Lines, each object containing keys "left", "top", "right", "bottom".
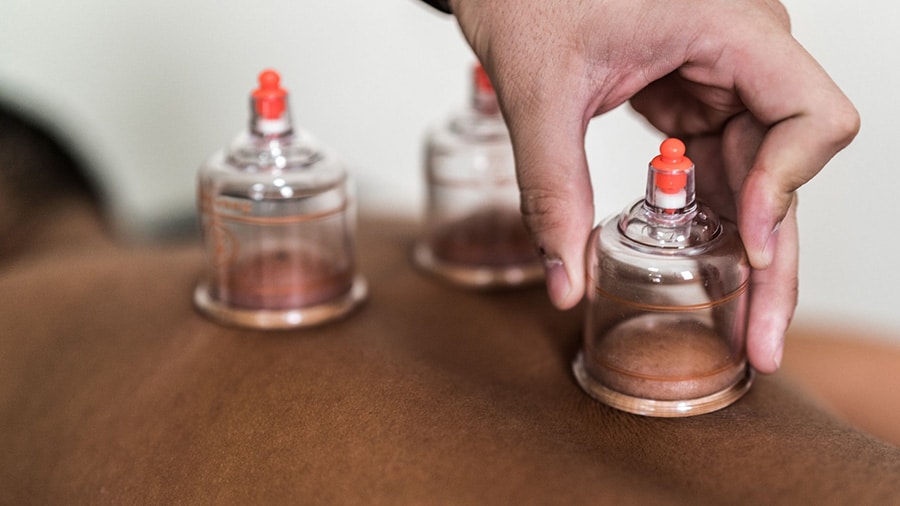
{"left": 574, "top": 138, "right": 752, "bottom": 417}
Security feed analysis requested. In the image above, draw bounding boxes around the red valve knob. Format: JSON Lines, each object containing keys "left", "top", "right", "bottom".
{"left": 650, "top": 138, "right": 692, "bottom": 195}
{"left": 252, "top": 69, "right": 287, "bottom": 120}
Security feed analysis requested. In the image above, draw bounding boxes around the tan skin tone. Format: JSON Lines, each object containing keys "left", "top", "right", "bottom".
{"left": 447, "top": 0, "right": 860, "bottom": 374}
{"left": 0, "top": 45, "right": 889, "bottom": 501}
{"left": 0, "top": 181, "right": 898, "bottom": 503}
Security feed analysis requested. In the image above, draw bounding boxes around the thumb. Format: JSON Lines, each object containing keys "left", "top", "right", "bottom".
{"left": 503, "top": 92, "right": 594, "bottom": 310}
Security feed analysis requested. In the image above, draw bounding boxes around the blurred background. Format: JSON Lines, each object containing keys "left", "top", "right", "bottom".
{"left": 0, "top": 1, "right": 897, "bottom": 338}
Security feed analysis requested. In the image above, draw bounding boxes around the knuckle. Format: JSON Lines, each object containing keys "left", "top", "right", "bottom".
{"left": 814, "top": 95, "right": 861, "bottom": 151}
{"left": 768, "top": 1, "right": 792, "bottom": 29}
{"left": 518, "top": 188, "right": 570, "bottom": 236}
{"left": 832, "top": 99, "right": 861, "bottom": 147}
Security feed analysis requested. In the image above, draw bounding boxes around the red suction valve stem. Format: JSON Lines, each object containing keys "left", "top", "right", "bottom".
{"left": 252, "top": 69, "right": 287, "bottom": 120}
{"left": 650, "top": 138, "right": 692, "bottom": 194}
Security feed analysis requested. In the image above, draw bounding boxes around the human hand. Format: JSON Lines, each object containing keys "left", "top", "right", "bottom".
{"left": 447, "top": 0, "right": 859, "bottom": 372}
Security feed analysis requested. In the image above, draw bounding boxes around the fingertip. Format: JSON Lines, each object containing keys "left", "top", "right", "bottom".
{"left": 747, "top": 320, "right": 786, "bottom": 374}
{"left": 745, "top": 200, "right": 798, "bottom": 375}
{"left": 543, "top": 255, "right": 585, "bottom": 310}
{"left": 538, "top": 222, "right": 589, "bottom": 310}
{"left": 756, "top": 223, "right": 780, "bottom": 270}
{"left": 517, "top": 154, "right": 593, "bottom": 311}
{"left": 544, "top": 257, "right": 572, "bottom": 309}
{"left": 772, "top": 339, "right": 784, "bottom": 370}
{"left": 740, "top": 222, "right": 777, "bottom": 272}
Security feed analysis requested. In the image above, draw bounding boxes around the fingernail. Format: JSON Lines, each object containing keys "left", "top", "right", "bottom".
{"left": 772, "top": 340, "right": 784, "bottom": 370}
{"left": 761, "top": 221, "right": 781, "bottom": 268}
{"left": 543, "top": 256, "right": 571, "bottom": 306}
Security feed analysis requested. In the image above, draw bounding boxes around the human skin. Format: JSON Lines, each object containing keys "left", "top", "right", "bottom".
{"left": 446, "top": 0, "right": 860, "bottom": 374}
{"left": 4, "top": 67, "right": 895, "bottom": 506}
{"left": 1, "top": 196, "right": 899, "bottom": 504}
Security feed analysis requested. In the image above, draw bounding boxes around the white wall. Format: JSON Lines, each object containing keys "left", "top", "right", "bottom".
{"left": 0, "top": 1, "right": 897, "bottom": 337}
